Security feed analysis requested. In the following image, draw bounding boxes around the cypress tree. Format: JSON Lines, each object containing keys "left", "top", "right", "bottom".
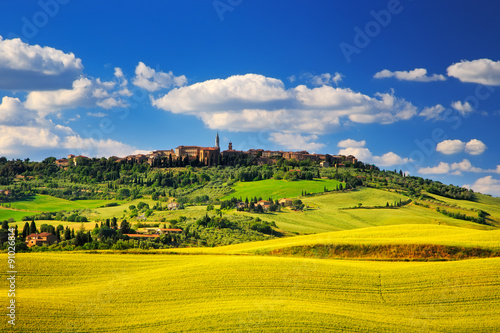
{"left": 30, "top": 220, "right": 37, "bottom": 234}
{"left": 22, "top": 222, "right": 30, "bottom": 238}
{"left": 64, "top": 227, "right": 71, "bottom": 240}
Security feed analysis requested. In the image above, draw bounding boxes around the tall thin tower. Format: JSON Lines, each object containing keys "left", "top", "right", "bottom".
{"left": 215, "top": 132, "right": 220, "bottom": 149}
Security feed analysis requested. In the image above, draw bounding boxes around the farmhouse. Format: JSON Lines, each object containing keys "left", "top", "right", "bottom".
{"left": 0, "top": 189, "right": 11, "bottom": 197}
{"left": 256, "top": 200, "right": 273, "bottom": 210}
{"left": 124, "top": 234, "right": 160, "bottom": 239}
{"left": 278, "top": 198, "right": 293, "bottom": 207}
{"left": 144, "top": 228, "right": 183, "bottom": 235}
{"left": 25, "top": 232, "right": 58, "bottom": 247}
{"left": 55, "top": 158, "right": 69, "bottom": 168}
{"left": 320, "top": 161, "right": 330, "bottom": 168}
{"left": 167, "top": 202, "right": 180, "bottom": 210}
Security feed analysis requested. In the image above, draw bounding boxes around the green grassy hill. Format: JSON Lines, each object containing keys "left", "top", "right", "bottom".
{"left": 2, "top": 176, "right": 500, "bottom": 332}
{"left": 2, "top": 252, "right": 498, "bottom": 332}
{"left": 221, "top": 178, "right": 344, "bottom": 200}
{"left": 6, "top": 194, "right": 107, "bottom": 212}
{"left": 229, "top": 187, "right": 494, "bottom": 234}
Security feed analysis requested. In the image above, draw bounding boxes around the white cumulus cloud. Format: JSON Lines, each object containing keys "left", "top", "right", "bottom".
{"left": 436, "top": 139, "right": 486, "bottom": 155}
{"left": 374, "top": 68, "right": 446, "bottom": 82}
{"left": 152, "top": 73, "right": 417, "bottom": 134}
{"left": 419, "top": 159, "right": 486, "bottom": 176}
{"left": 418, "top": 162, "right": 451, "bottom": 175}
{"left": 0, "top": 96, "right": 39, "bottom": 126}
{"left": 0, "top": 36, "right": 83, "bottom": 90}
{"left": 338, "top": 146, "right": 411, "bottom": 167}
{"left": 309, "top": 72, "right": 343, "bottom": 86}
{"left": 372, "top": 152, "right": 412, "bottom": 167}
{"left": 132, "top": 62, "right": 187, "bottom": 92}
{"left": 464, "top": 139, "right": 487, "bottom": 155}
{"left": 419, "top": 104, "right": 446, "bottom": 120}
{"left": 25, "top": 77, "right": 128, "bottom": 114}
{"left": 436, "top": 140, "right": 466, "bottom": 155}
{"left": 447, "top": 59, "right": 500, "bottom": 85}
{"left": 337, "top": 139, "right": 366, "bottom": 148}
{"left": 463, "top": 176, "right": 500, "bottom": 197}
{"left": 451, "top": 100, "right": 474, "bottom": 115}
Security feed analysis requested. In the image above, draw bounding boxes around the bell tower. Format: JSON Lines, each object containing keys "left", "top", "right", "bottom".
{"left": 215, "top": 132, "right": 220, "bottom": 149}
{"left": 228, "top": 141, "right": 233, "bottom": 150}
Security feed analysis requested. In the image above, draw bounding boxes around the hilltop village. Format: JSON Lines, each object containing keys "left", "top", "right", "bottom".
{"left": 55, "top": 133, "right": 358, "bottom": 168}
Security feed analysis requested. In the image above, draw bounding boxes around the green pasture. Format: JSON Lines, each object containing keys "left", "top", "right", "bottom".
{"left": 7, "top": 195, "right": 108, "bottom": 212}
{"left": 424, "top": 191, "right": 500, "bottom": 223}
{"left": 0, "top": 208, "right": 34, "bottom": 222}
{"left": 2, "top": 252, "right": 499, "bottom": 332}
{"left": 230, "top": 187, "right": 491, "bottom": 234}
{"left": 221, "top": 178, "right": 344, "bottom": 200}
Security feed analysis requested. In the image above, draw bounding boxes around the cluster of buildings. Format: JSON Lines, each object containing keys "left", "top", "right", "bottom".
{"left": 56, "top": 133, "right": 358, "bottom": 168}
{"left": 24, "top": 228, "right": 184, "bottom": 247}
{"left": 124, "top": 228, "right": 183, "bottom": 240}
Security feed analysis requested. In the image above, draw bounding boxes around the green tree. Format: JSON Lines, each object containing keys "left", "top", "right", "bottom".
{"left": 1, "top": 220, "right": 8, "bottom": 229}
{"left": 22, "top": 222, "right": 30, "bottom": 238}
{"left": 118, "top": 188, "right": 131, "bottom": 198}
{"left": 30, "top": 220, "right": 37, "bottom": 234}
{"left": 120, "top": 219, "right": 131, "bottom": 234}
{"left": 64, "top": 227, "right": 71, "bottom": 240}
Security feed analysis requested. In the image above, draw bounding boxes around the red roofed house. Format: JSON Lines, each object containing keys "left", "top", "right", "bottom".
{"left": 124, "top": 234, "right": 160, "bottom": 239}
{"left": 25, "top": 232, "right": 58, "bottom": 247}
{"left": 256, "top": 200, "right": 273, "bottom": 211}
{"left": 144, "top": 228, "right": 183, "bottom": 235}
{"left": 278, "top": 198, "right": 293, "bottom": 207}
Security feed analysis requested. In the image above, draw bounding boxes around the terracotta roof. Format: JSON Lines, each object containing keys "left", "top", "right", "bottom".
{"left": 124, "top": 234, "right": 160, "bottom": 238}
{"left": 158, "top": 228, "right": 183, "bottom": 232}
{"left": 26, "top": 232, "right": 53, "bottom": 238}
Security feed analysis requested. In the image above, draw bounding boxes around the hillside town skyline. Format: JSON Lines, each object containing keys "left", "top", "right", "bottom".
{"left": 54, "top": 133, "right": 358, "bottom": 169}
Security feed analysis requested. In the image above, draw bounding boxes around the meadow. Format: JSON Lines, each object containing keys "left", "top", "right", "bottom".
{"left": 2, "top": 178, "right": 500, "bottom": 332}
{"left": 221, "top": 178, "right": 344, "bottom": 200}
{"left": 229, "top": 187, "right": 494, "bottom": 234}
{"left": 5, "top": 195, "right": 108, "bottom": 212}
{"left": 2, "top": 252, "right": 499, "bottom": 332}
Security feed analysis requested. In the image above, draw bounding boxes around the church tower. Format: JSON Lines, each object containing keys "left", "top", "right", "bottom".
{"left": 215, "top": 132, "right": 220, "bottom": 149}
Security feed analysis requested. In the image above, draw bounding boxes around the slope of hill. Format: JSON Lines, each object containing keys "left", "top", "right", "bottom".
{"left": 165, "top": 224, "right": 500, "bottom": 255}
{"left": 3, "top": 252, "right": 499, "bottom": 332}
{"left": 228, "top": 186, "right": 496, "bottom": 234}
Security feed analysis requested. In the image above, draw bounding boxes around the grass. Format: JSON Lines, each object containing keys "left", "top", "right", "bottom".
{"left": 0, "top": 208, "right": 35, "bottom": 222}
{"left": 424, "top": 191, "right": 500, "bottom": 224}
{"left": 6, "top": 195, "right": 108, "bottom": 212}
{"left": 229, "top": 187, "right": 492, "bottom": 234}
{"left": 221, "top": 178, "right": 343, "bottom": 200}
{"left": 166, "top": 224, "right": 500, "bottom": 255}
{"left": 2, "top": 252, "right": 499, "bottom": 332}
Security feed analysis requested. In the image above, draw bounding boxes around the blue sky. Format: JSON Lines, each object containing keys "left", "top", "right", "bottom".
{"left": 0, "top": 0, "right": 499, "bottom": 195}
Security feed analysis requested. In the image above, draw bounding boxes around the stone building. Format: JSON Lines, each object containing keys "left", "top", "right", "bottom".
{"left": 25, "top": 232, "right": 58, "bottom": 247}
